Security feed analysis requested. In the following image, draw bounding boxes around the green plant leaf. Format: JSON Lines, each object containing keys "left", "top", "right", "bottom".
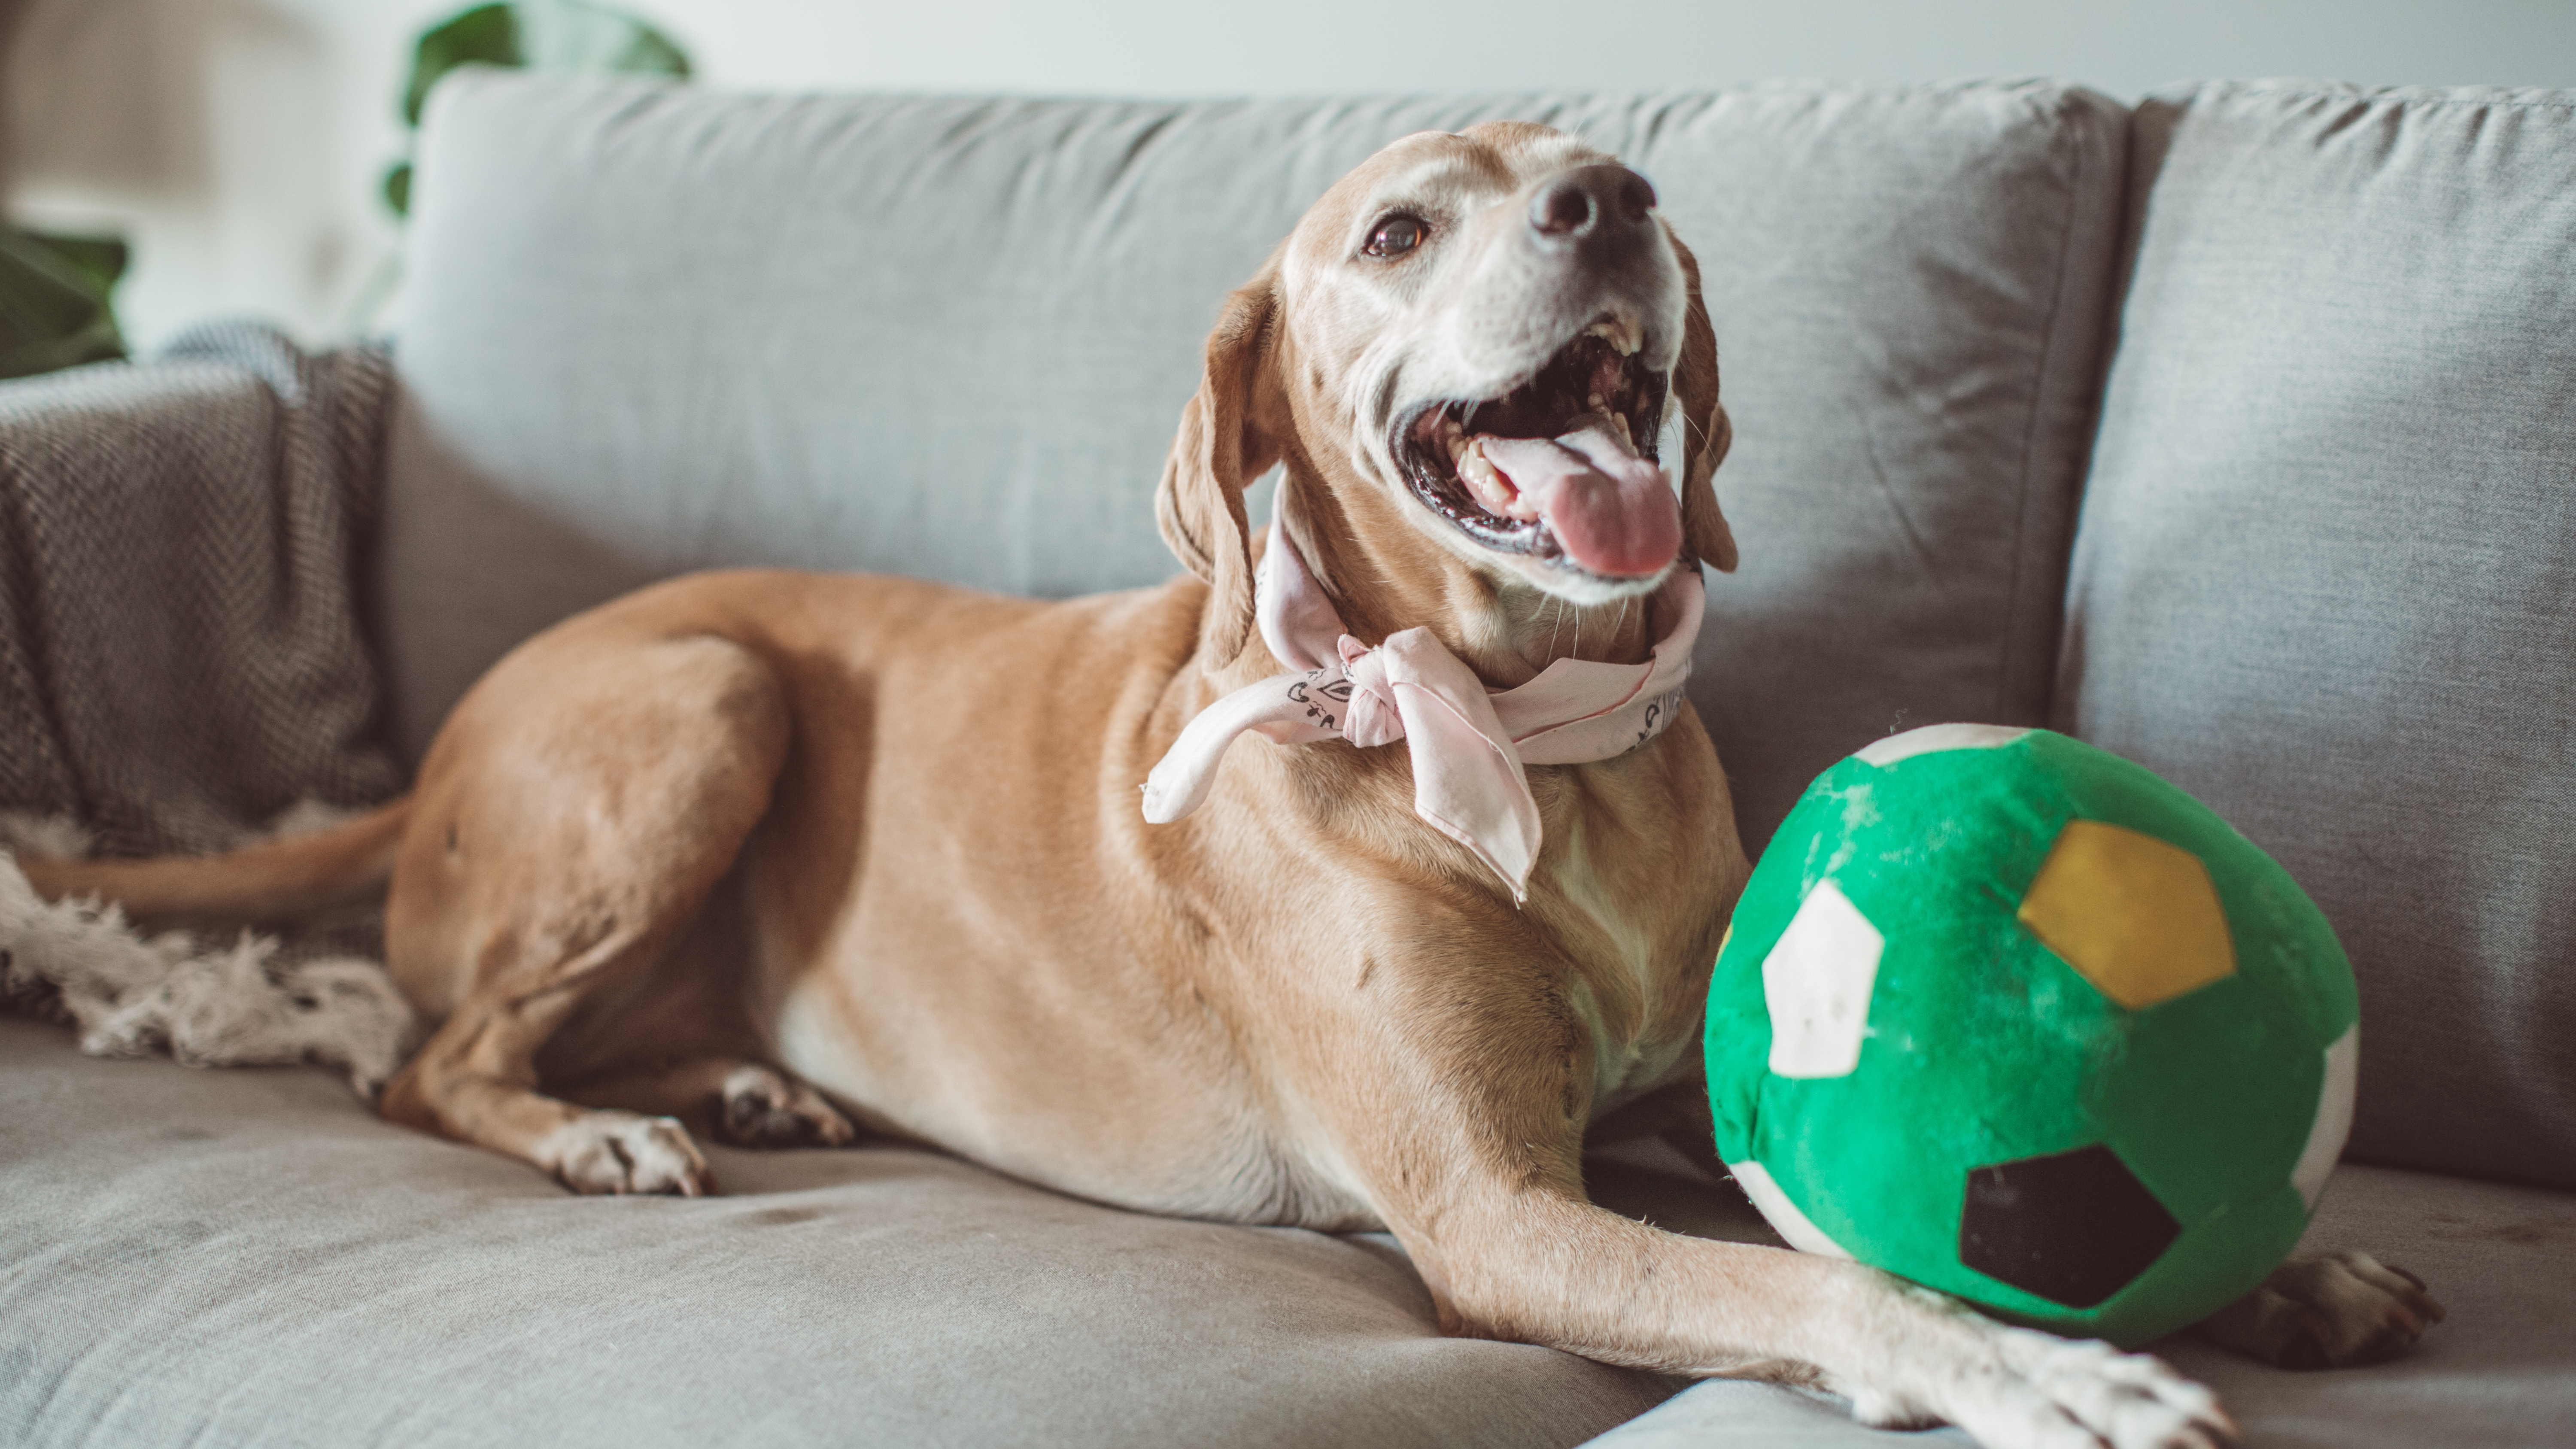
{"left": 517, "top": 0, "right": 690, "bottom": 79}
{"left": 400, "top": 2, "right": 687, "bottom": 129}
{"left": 390, "top": 3, "right": 691, "bottom": 218}
{"left": 0, "top": 228, "right": 126, "bottom": 380}
{"left": 402, "top": 3, "right": 522, "bottom": 128}
{"left": 31, "top": 234, "right": 128, "bottom": 294}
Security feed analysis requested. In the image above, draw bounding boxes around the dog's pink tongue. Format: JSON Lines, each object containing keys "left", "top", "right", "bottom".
{"left": 1478, "top": 417, "right": 1680, "bottom": 577}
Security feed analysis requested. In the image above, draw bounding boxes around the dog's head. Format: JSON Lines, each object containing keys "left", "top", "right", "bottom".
{"left": 1159, "top": 122, "right": 1735, "bottom": 668}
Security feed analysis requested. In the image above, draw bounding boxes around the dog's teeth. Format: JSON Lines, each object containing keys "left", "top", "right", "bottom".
{"left": 1458, "top": 439, "right": 1517, "bottom": 514}
{"left": 1583, "top": 317, "right": 1644, "bottom": 355}
{"left": 1446, "top": 432, "right": 1470, "bottom": 461}
{"left": 1587, "top": 392, "right": 1607, "bottom": 413}
{"left": 1614, "top": 412, "right": 1633, "bottom": 445}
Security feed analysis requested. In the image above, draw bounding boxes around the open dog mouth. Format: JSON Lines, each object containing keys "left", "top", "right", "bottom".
{"left": 1394, "top": 317, "right": 1679, "bottom": 579}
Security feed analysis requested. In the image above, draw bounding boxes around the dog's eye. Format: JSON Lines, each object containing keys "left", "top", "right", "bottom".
{"left": 1364, "top": 215, "right": 1427, "bottom": 259}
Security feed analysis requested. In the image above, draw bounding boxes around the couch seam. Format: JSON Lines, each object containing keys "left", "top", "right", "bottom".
{"left": 1998, "top": 91, "right": 2097, "bottom": 727}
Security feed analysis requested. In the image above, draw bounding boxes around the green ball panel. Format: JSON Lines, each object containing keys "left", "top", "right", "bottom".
{"left": 2086, "top": 976, "right": 2321, "bottom": 1226}
{"left": 1703, "top": 729, "right": 2359, "bottom": 1349}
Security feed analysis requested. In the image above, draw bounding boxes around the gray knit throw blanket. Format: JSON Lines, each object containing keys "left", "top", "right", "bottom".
{"left": 0, "top": 321, "right": 403, "bottom": 848}
{"left": 0, "top": 323, "right": 415, "bottom": 1092}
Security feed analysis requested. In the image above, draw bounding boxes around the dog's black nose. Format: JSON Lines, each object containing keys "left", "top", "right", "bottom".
{"left": 1528, "top": 164, "right": 1658, "bottom": 241}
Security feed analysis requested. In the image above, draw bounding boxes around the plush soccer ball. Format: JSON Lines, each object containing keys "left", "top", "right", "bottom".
{"left": 1702, "top": 723, "right": 2359, "bottom": 1348}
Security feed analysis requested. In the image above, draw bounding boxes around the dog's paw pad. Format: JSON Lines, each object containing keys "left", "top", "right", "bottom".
{"left": 547, "top": 1111, "right": 714, "bottom": 1195}
{"left": 717, "top": 1064, "right": 857, "bottom": 1148}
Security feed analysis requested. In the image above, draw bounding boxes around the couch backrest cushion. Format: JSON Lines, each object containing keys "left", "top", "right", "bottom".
{"left": 2057, "top": 83, "right": 2576, "bottom": 1189}
{"left": 379, "top": 76, "right": 2126, "bottom": 858}
{"left": 1638, "top": 85, "right": 2127, "bottom": 849}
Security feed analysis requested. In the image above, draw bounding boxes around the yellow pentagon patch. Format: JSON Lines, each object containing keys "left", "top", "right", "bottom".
{"left": 2017, "top": 819, "right": 2236, "bottom": 1009}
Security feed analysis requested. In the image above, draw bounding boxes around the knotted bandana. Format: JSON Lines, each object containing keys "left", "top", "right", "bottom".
{"left": 1141, "top": 523, "right": 1704, "bottom": 902}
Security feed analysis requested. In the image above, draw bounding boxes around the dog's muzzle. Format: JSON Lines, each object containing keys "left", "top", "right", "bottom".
{"left": 1394, "top": 164, "right": 1680, "bottom": 580}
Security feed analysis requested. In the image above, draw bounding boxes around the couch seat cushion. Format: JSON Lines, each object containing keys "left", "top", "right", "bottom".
{"left": 0, "top": 1019, "right": 1665, "bottom": 1449}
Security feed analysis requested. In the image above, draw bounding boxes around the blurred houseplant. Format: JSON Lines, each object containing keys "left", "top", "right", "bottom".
{"left": 0, "top": 228, "right": 124, "bottom": 380}
{"left": 0, "top": 3, "right": 687, "bottom": 375}
{"left": 383, "top": 0, "right": 691, "bottom": 218}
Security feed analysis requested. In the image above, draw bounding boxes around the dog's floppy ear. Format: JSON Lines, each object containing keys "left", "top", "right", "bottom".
{"left": 1665, "top": 230, "right": 1738, "bottom": 574}
{"left": 1157, "top": 265, "right": 1282, "bottom": 666}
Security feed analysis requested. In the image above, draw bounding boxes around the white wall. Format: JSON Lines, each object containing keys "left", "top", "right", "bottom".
{"left": 9, "top": 0, "right": 2572, "bottom": 352}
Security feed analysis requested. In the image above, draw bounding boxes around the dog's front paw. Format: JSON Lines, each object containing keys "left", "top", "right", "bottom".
{"left": 717, "top": 1063, "right": 857, "bottom": 1148}
{"left": 2197, "top": 1251, "right": 2444, "bottom": 1369}
{"left": 544, "top": 1111, "right": 714, "bottom": 1196}
{"left": 1862, "top": 1321, "right": 2235, "bottom": 1449}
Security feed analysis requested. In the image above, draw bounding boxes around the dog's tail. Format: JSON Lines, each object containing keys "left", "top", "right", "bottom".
{"left": 12, "top": 796, "right": 413, "bottom": 927}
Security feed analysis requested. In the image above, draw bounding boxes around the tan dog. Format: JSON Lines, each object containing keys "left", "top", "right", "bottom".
{"left": 26, "top": 124, "right": 2438, "bottom": 1449}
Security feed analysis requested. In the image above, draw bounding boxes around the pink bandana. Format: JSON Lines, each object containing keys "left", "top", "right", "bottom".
{"left": 1141, "top": 526, "right": 1704, "bottom": 902}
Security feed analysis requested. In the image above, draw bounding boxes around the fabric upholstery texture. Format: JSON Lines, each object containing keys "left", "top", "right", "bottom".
{"left": 0, "top": 324, "right": 400, "bottom": 855}
{"left": 0, "top": 1018, "right": 1671, "bottom": 1449}
{"left": 378, "top": 76, "right": 2126, "bottom": 861}
{"left": 1654, "top": 84, "right": 2126, "bottom": 851}
{"left": 2056, "top": 83, "right": 2576, "bottom": 1190}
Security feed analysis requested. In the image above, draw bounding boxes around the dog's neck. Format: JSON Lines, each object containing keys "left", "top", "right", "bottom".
{"left": 1268, "top": 462, "right": 1659, "bottom": 690}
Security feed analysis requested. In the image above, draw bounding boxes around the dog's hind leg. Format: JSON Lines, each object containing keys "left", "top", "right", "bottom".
{"left": 377, "top": 632, "right": 793, "bottom": 1196}
{"left": 568, "top": 1058, "right": 858, "bottom": 1149}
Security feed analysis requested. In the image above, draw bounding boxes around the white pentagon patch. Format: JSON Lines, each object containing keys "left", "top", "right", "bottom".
{"left": 1854, "top": 722, "right": 2034, "bottom": 767}
{"left": 1727, "top": 1159, "right": 1854, "bottom": 1259}
{"left": 1762, "top": 879, "right": 1883, "bottom": 1078}
{"left": 2291, "top": 1024, "right": 2361, "bottom": 1210}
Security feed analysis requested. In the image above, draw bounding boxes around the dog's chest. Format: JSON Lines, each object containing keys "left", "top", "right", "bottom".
{"left": 1541, "top": 829, "right": 1698, "bottom": 1118}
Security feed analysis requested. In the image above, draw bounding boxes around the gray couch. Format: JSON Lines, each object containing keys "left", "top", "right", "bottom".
{"left": 3, "top": 73, "right": 2571, "bottom": 1448}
